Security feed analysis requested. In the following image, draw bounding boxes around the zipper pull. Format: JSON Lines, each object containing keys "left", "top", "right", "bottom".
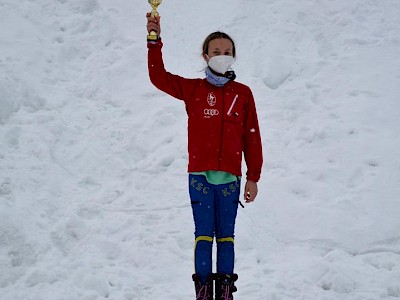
{"left": 227, "top": 95, "right": 238, "bottom": 116}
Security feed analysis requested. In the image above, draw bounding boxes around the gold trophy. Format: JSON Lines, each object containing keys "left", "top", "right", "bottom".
{"left": 147, "top": 0, "right": 162, "bottom": 41}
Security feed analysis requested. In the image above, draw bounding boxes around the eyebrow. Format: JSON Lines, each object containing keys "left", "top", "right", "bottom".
{"left": 212, "top": 48, "right": 232, "bottom": 51}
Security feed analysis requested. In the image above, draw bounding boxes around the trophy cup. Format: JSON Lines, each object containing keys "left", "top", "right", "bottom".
{"left": 147, "top": 0, "right": 162, "bottom": 41}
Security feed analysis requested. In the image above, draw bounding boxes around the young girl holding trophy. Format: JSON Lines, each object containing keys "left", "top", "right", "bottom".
{"left": 146, "top": 5, "right": 263, "bottom": 299}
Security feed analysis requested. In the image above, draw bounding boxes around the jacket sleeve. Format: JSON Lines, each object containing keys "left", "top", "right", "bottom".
{"left": 243, "top": 89, "right": 263, "bottom": 182}
{"left": 147, "top": 39, "right": 197, "bottom": 101}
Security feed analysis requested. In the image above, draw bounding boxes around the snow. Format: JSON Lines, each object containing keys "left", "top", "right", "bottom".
{"left": 1, "top": 0, "right": 400, "bottom": 299}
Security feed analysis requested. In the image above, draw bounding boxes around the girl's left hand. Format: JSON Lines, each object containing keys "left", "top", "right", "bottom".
{"left": 244, "top": 180, "right": 258, "bottom": 203}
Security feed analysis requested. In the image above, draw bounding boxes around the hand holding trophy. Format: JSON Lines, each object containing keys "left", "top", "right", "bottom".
{"left": 147, "top": 0, "right": 162, "bottom": 41}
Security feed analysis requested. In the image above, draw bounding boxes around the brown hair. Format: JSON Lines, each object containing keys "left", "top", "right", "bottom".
{"left": 202, "top": 31, "right": 236, "bottom": 58}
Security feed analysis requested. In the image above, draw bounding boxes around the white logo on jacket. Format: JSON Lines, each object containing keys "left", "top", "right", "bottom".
{"left": 204, "top": 108, "right": 219, "bottom": 117}
{"left": 207, "top": 92, "right": 216, "bottom": 106}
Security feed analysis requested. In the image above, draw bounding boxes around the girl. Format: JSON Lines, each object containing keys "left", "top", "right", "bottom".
{"left": 147, "top": 13, "right": 263, "bottom": 300}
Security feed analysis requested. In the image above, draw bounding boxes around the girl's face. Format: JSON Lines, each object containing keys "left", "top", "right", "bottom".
{"left": 204, "top": 38, "right": 234, "bottom": 62}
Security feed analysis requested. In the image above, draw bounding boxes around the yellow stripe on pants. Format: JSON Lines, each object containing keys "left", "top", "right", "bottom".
{"left": 195, "top": 236, "right": 214, "bottom": 246}
{"left": 216, "top": 237, "right": 235, "bottom": 244}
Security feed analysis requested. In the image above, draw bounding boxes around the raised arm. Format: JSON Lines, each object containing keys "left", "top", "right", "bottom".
{"left": 146, "top": 13, "right": 198, "bottom": 101}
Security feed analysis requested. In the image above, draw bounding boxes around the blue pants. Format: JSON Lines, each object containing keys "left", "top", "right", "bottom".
{"left": 189, "top": 174, "right": 240, "bottom": 284}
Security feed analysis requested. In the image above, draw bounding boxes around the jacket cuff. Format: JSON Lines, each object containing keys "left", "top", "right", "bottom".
{"left": 246, "top": 175, "right": 260, "bottom": 182}
{"left": 147, "top": 37, "right": 162, "bottom": 47}
{"left": 246, "top": 170, "right": 260, "bottom": 182}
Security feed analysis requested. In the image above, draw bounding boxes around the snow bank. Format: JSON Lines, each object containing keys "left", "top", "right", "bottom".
{"left": 1, "top": 0, "right": 399, "bottom": 299}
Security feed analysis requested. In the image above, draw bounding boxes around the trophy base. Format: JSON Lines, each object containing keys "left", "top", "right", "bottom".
{"left": 147, "top": 34, "right": 159, "bottom": 41}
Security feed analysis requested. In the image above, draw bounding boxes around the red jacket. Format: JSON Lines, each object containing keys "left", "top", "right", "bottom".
{"left": 148, "top": 40, "right": 263, "bottom": 182}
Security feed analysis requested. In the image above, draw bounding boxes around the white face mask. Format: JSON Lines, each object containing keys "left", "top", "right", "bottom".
{"left": 206, "top": 55, "right": 234, "bottom": 75}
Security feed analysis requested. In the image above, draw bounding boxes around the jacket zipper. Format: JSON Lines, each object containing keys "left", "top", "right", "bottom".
{"left": 218, "top": 87, "right": 225, "bottom": 170}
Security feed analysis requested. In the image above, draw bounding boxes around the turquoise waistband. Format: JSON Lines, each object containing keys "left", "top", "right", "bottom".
{"left": 190, "top": 170, "right": 240, "bottom": 185}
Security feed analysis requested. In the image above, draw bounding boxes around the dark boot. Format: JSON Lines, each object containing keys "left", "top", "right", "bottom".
{"left": 192, "top": 274, "right": 214, "bottom": 300}
{"left": 215, "top": 273, "right": 238, "bottom": 300}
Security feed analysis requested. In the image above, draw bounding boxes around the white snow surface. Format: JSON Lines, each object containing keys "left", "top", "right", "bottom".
{"left": 1, "top": 0, "right": 400, "bottom": 299}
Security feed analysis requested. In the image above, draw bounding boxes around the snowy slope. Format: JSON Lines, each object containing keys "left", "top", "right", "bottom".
{"left": 1, "top": 0, "right": 400, "bottom": 299}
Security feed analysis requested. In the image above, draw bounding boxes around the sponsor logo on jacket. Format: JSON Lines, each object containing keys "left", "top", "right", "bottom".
{"left": 204, "top": 92, "right": 219, "bottom": 118}
{"left": 204, "top": 108, "right": 219, "bottom": 117}
{"left": 207, "top": 92, "right": 216, "bottom": 106}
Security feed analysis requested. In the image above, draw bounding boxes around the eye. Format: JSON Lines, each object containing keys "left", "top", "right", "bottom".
{"left": 213, "top": 51, "right": 221, "bottom": 55}
{"left": 224, "top": 51, "right": 232, "bottom": 56}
